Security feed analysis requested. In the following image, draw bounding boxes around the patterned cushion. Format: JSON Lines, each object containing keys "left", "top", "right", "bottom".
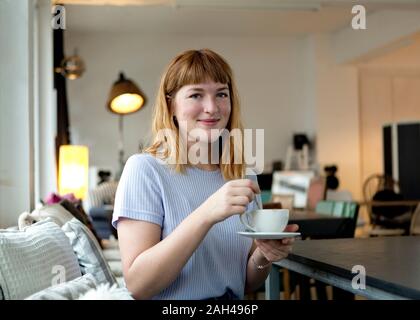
{"left": 77, "top": 282, "right": 133, "bottom": 300}
{"left": 25, "top": 273, "right": 97, "bottom": 300}
{"left": 0, "top": 219, "right": 82, "bottom": 300}
{"left": 18, "top": 202, "right": 103, "bottom": 248}
{"left": 62, "top": 218, "right": 116, "bottom": 285}
{"left": 102, "top": 248, "right": 121, "bottom": 261}
{"left": 107, "top": 261, "right": 123, "bottom": 277}
{"left": 18, "top": 204, "right": 74, "bottom": 229}
{"left": 59, "top": 200, "right": 103, "bottom": 247}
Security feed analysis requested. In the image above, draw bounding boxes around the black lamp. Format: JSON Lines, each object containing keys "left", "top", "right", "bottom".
{"left": 107, "top": 72, "right": 146, "bottom": 177}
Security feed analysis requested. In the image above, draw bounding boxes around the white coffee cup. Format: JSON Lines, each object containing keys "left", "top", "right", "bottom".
{"left": 240, "top": 209, "right": 289, "bottom": 233}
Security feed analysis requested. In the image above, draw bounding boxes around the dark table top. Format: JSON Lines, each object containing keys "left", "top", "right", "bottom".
{"left": 286, "top": 236, "right": 420, "bottom": 299}
{"left": 289, "top": 210, "right": 354, "bottom": 238}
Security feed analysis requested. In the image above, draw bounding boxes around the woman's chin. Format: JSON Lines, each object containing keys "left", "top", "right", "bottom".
{"left": 188, "top": 128, "right": 223, "bottom": 144}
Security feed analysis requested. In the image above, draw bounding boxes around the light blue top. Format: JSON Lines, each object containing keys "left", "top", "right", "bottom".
{"left": 112, "top": 153, "right": 259, "bottom": 300}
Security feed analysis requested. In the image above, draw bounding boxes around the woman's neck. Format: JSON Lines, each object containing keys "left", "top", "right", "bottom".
{"left": 192, "top": 163, "right": 219, "bottom": 171}
{"left": 187, "top": 140, "right": 220, "bottom": 171}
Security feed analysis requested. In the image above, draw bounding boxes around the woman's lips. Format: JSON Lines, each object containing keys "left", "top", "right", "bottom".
{"left": 198, "top": 119, "right": 220, "bottom": 126}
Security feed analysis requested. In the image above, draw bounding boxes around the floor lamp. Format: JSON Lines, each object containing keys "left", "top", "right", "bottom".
{"left": 58, "top": 145, "right": 89, "bottom": 200}
{"left": 106, "top": 72, "right": 146, "bottom": 178}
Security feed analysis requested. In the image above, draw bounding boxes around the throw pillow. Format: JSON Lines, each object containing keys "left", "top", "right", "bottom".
{"left": 62, "top": 218, "right": 117, "bottom": 286}
{"left": 18, "top": 204, "right": 74, "bottom": 229}
{"left": 107, "top": 261, "right": 123, "bottom": 277}
{"left": 59, "top": 199, "right": 103, "bottom": 247}
{"left": 25, "top": 273, "right": 97, "bottom": 300}
{"left": 59, "top": 199, "right": 91, "bottom": 226}
{"left": 18, "top": 202, "right": 103, "bottom": 248}
{"left": 0, "top": 219, "right": 82, "bottom": 300}
{"left": 77, "top": 282, "right": 133, "bottom": 300}
{"left": 102, "top": 248, "right": 121, "bottom": 261}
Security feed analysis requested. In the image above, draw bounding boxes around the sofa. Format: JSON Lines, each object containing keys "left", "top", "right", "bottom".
{"left": 0, "top": 201, "right": 131, "bottom": 300}
{"left": 85, "top": 181, "right": 119, "bottom": 240}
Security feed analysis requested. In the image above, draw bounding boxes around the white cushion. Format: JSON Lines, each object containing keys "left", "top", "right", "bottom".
{"left": 0, "top": 219, "right": 82, "bottom": 300}
{"left": 25, "top": 273, "right": 97, "bottom": 300}
{"left": 62, "top": 218, "right": 117, "bottom": 285}
{"left": 78, "top": 282, "right": 133, "bottom": 300}
{"left": 18, "top": 204, "right": 74, "bottom": 229}
{"left": 107, "top": 261, "right": 123, "bottom": 277}
{"left": 102, "top": 248, "right": 121, "bottom": 261}
{"left": 115, "top": 276, "right": 126, "bottom": 288}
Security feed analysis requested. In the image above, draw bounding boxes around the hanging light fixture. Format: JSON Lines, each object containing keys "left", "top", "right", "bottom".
{"left": 55, "top": 48, "right": 86, "bottom": 80}
{"left": 107, "top": 72, "right": 146, "bottom": 114}
{"left": 106, "top": 72, "right": 147, "bottom": 177}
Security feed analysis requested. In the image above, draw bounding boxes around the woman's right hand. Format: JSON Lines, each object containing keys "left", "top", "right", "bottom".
{"left": 200, "top": 179, "right": 261, "bottom": 224}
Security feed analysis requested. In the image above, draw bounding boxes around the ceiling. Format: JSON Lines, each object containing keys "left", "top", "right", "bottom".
{"left": 62, "top": 0, "right": 420, "bottom": 36}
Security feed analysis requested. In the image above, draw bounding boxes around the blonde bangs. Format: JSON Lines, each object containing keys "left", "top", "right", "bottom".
{"left": 165, "top": 50, "right": 231, "bottom": 97}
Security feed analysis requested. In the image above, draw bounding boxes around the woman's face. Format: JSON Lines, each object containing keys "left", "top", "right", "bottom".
{"left": 172, "top": 81, "right": 231, "bottom": 143}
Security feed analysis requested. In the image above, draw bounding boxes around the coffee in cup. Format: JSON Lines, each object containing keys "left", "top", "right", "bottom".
{"left": 240, "top": 209, "right": 289, "bottom": 233}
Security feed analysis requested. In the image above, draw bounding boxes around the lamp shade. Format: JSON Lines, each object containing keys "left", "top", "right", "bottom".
{"left": 54, "top": 49, "right": 86, "bottom": 80}
{"left": 58, "top": 145, "right": 89, "bottom": 200}
{"left": 107, "top": 72, "right": 146, "bottom": 115}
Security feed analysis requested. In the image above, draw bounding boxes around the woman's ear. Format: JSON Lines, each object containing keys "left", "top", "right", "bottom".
{"left": 166, "top": 94, "right": 174, "bottom": 112}
{"left": 166, "top": 94, "right": 172, "bottom": 107}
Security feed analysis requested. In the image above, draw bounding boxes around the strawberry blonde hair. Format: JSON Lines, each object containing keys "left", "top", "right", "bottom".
{"left": 145, "top": 49, "right": 245, "bottom": 180}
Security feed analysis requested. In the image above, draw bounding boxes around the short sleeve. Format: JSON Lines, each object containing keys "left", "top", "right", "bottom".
{"left": 112, "top": 155, "right": 164, "bottom": 229}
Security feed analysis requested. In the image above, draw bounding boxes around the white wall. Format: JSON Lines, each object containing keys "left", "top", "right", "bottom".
{"left": 65, "top": 32, "right": 315, "bottom": 177}
{"left": 35, "top": 0, "right": 56, "bottom": 203}
{"left": 304, "top": 34, "right": 361, "bottom": 200}
{"left": 67, "top": 22, "right": 418, "bottom": 201}
{"left": 0, "top": 0, "right": 55, "bottom": 227}
{"left": 333, "top": 10, "right": 420, "bottom": 64}
{"left": 0, "top": 0, "right": 34, "bottom": 227}
{"left": 359, "top": 33, "right": 420, "bottom": 68}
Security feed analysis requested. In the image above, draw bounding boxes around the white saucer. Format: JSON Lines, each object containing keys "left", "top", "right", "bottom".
{"left": 237, "top": 231, "right": 301, "bottom": 240}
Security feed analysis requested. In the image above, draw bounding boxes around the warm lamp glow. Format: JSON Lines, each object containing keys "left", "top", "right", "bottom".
{"left": 106, "top": 72, "right": 147, "bottom": 177}
{"left": 106, "top": 72, "right": 146, "bottom": 115}
{"left": 58, "top": 145, "right": 89, "bottom": 200}
{"left": 110, "top": 93, "right": 144, "bottom": 114}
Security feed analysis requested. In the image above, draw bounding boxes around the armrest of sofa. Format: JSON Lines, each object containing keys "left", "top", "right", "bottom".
{"left": 89, "top": 206, "right": 115, "bottom": 240}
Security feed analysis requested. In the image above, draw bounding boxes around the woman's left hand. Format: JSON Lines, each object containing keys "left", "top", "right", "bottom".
{"left": 254, "top": 224, "right": 299, "bottom": 263}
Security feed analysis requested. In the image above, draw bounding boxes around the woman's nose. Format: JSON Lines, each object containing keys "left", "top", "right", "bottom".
{"left": 203, "top": 96, "right": 219, "bottom": 113}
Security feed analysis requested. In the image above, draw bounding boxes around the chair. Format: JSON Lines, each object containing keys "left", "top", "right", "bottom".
{"left": 315, "top": 200, "right": 334, "bottom": 215}
{"left": 86, "top": 180, "right": 119, "bottom": 239}
{"left": 410, "top": 204, "right": 420, "bottom": 235}
{"left": 262, "top": 202, "right": 283, "bottom": 210}
{"left": 261, "top": 190, "right": 272, "bottom": 204}
{"left": 306, "top": 177, "right": 326, "bottom": 211}
{"left": 315, "top": 200, "right": 359, "bottom": 217}
{"left": 362, "top": 174, "right": 410, "bottom": 236}
{"left": 296, "top": 200, "right": 359, "bottom": 300}
{"left": 257, "top": 173, "right": 273, "bottom": 205}
{"left": 315, "top": 200, "right": 359, "bottom": 238}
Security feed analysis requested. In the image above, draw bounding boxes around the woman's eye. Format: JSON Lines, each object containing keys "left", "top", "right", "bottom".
{"left": 217, "top": 92, "right": 229, "bottom": 98}
{"left": 189, "top": 93, "right": 202, "bottom": 99}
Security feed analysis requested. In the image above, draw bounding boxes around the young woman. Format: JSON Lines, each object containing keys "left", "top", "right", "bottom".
{"left": 112, "top": 49, "right": 298, "bottom": 300}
